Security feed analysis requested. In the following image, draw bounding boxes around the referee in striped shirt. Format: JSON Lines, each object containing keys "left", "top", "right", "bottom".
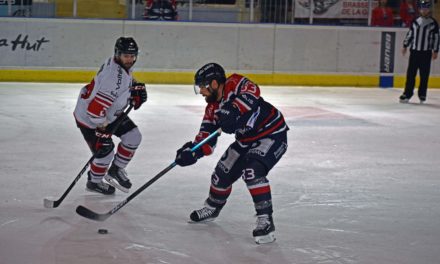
{"left": 400, "top": 0, "right": 439, "bottom": 104}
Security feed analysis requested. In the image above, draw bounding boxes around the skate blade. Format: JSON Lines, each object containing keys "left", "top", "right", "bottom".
{"left": 254, "top": 232, "right": 276, "bottom": 244}
{"left": 84, "top": 187, "right": 115, "bottom": 195}
{"left": 104, "top": 175, "right": 129, "bottom": 193}
{"left": 188, "top": 217, "right": 217, "bottom": 224}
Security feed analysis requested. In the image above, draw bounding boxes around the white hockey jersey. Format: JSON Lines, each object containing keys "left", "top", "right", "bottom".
{"left": 74, "top": 57, "right": 133, "bottom": 129}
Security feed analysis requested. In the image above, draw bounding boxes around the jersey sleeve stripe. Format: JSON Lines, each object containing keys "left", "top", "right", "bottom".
{"left": 240, "top": 118, "right": 285, "bottom": 143}
{"left": 234, "top": 97, "right": 252, "bottom": 112}
{"left": 96, "top": 92, "right": 114, "bottom": 106}
{"left": 97, "top": 91, "right": 115, "bottom": 102}
{"left": 87, "top": 92, "right": 114, "bottom": 118}
{"left": 263, "top": 110, "right": 281, "bottom": 129}
{"left": 94, "top": 97, "right": 112, "bottom": 109}
{"left": 87, "top": 100, "right": 106, "bottom": 117}
{"left": 202, "top": 120, "right": 216, "bottom": 125}
{"left": 195, "top": 130, "right": 217, "bottom": 156}
{"left": 256, "top": 107, "right": 276, "bottom": 131}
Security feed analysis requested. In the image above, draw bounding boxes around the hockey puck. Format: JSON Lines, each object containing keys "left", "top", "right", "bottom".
{"left": 98, "top": 228, "right": 108, "bottom": 234}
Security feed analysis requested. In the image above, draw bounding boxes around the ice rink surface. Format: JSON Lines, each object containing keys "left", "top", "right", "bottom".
{"left": 0, "top": 82, "right": 439, "bottom": 264}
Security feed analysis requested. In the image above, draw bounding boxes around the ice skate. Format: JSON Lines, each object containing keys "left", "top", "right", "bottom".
{"left": 86, "top": 172, "right": 115, "bottom": 195}
{"left": 104, "top": 163, "right": 132, "bottom": 193}
{"left": 399, "top": 94, "right": 409, "bottom": 103}
{"left": 189, "top": 204, "right": 221, "bottom": 223}
{"left": 253, "top": 214, "right": 276, "bottom": 244}
{"left": 419, "top": 97, "right": 426, "bottom": 104}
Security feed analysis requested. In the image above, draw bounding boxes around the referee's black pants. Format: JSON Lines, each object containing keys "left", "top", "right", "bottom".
{"left": 404, "top": 50, "right": 433, "bottom": 100}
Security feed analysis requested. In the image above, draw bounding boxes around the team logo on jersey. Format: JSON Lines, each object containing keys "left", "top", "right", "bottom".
{"left": 249, "top": 138, "right": 275, "bottom": 157}
{"left": 241, "top": 94, "right": 254, "bottom": 105}
{"left": 236, "top": 126, "right": 252, "bottom": 136}
{"left": 274, "top": 142, "right": 288, "bottom": 159}
{"left": 217, "top": 148, "right": 240, "bottom": 173}
{"left": 115, "top": 67, "right": 123, "bottom": 91}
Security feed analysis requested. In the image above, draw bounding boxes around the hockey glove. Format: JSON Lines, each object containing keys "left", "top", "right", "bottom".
{"left": 130, "top": 83, "right": 147, "bottom": 110}
{"left": 175, "top": 141, "right": 198, "bottom": 167}
{"left": 216, "top": 103, "right": 241, "bottom": 134}
{"left": 94, "top": 128, "right": 114, "bottom": 158}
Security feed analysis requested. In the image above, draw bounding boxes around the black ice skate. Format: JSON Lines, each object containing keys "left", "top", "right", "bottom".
{"left": 189, "top": 204, "right": 221, "bottom": 223}
{"left": 253, "top": 214, "right": 276, "bottom": 244}
{"left": 86, "top": 172, "right": 115, "bottom": 195}
{"left": 399, "top": 94, "right": 409, "bottom": 103}
{"left": 104, "top": 163, "right": 132, "bottom": 193}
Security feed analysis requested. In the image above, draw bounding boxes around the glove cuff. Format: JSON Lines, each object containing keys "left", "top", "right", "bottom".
{"left": 193, "top": 147, "right": 204, "bottom": 159}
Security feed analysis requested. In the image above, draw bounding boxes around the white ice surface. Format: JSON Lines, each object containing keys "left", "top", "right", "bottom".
{"left": 0, "top": 83, "right": 439, "bottom": 264}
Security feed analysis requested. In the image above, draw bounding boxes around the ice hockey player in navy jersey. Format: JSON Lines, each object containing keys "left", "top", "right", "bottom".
{"left": 175, "top": 62, "right": 289, "bottom": 244}
{"left": 74, "top": 37, "right": 147, "bottom": 194}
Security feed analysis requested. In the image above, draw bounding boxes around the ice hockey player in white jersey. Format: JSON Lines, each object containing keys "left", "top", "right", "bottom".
{"left": 73, "top": 37, "right": 147, "bottom": 194}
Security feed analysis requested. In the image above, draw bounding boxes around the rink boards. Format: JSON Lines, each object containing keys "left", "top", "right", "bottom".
{"left": 0, "top": 17, "right": 439, "bottom": 88}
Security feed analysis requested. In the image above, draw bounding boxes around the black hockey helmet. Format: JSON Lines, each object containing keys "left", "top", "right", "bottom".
{"left": 418, "top": 0, "right": 431, "bottom": 9}
{"left": 194, "top": 62, "right": 226, "bottom": 89}
{"left": 114, "top": 37, "right": 139, "bottom": 56}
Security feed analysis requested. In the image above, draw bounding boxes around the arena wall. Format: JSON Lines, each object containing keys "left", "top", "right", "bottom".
{"left": 1, "top": 17, "right": 438, "bottom": 87}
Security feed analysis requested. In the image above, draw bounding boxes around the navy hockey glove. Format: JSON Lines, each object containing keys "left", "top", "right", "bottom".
{"left": 130, "top": 83, "right": 147, "bottom": 110}
{"left": 175, "top": 141, "right": 198, "bottom": 167}
{"left": 216, "top": 103, "right": 241, "bottom": 134}
{"left": 94, "top": 128, "right": 114, "bottom": 158}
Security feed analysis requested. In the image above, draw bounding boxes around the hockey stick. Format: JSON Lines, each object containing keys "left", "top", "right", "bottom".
{"left": 76, "top": 128, "right": 222, "bottom": 221}
{"left": 43, "top": 105, "right": 134, "bottom": 208}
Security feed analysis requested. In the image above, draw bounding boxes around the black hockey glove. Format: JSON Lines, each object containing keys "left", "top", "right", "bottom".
{"left": 130, "top": 83, "right": 147, "bottom": 110}
{"left": 175, "top": 141, "right": 198, "bottom": 167}
{"left": 216, "top": 103, "right": 241, "bottom": 134}
{"left": 94, "top": 128, "right": 114, "bottom": 158}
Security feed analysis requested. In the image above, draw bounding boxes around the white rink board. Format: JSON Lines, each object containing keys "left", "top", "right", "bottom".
{"left": 1, "top": 18, "right": 430, "bottom": 75}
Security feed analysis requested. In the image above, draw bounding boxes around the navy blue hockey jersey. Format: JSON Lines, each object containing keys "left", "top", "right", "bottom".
{"left": 194, "top": 73, "right": 289, "bottom": 156}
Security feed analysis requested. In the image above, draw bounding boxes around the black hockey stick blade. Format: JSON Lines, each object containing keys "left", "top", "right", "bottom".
{"left": 76, "top": 205, "right": 111, "bottom": 221}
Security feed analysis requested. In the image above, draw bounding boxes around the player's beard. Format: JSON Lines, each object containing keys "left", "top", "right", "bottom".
{"left": 115, "top": 56, "right": 135, "bottom": 71}
{"left": 205, "top": 89, "right": 218, "bottom": 103}
{"left": 122, "top": 61, "right": 134, "bottom": 71}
